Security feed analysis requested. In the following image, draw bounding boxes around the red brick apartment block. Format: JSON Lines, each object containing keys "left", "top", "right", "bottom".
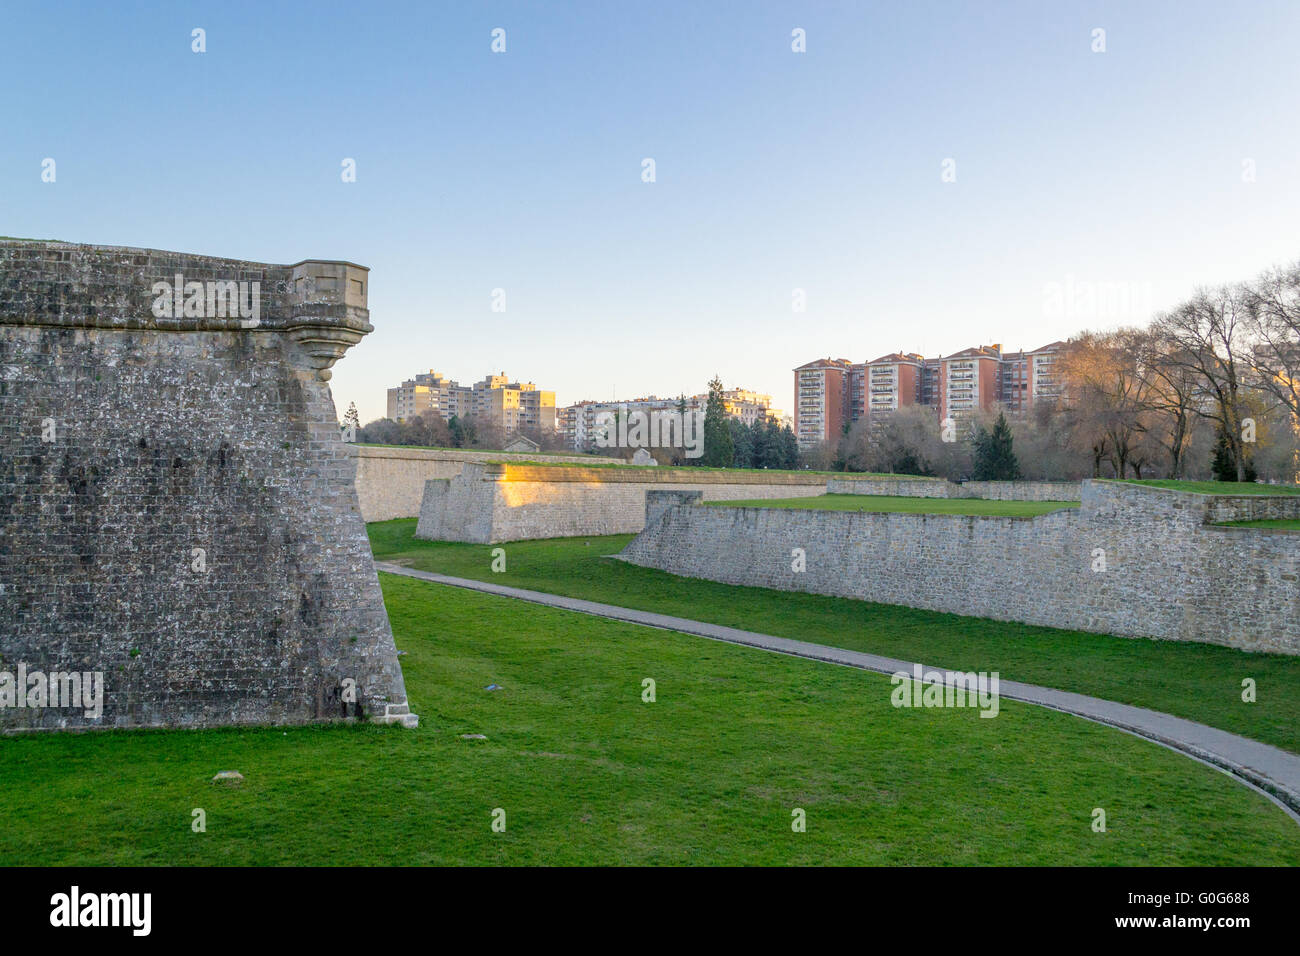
{"left": 793, "top": 341, "right": 1067, "bottom": 441}
{"left": 794, "top": 358, "right": 852, "bottom": 448}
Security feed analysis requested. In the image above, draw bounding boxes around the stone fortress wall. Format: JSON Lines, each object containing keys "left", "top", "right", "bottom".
{"left": 826, "top": 475, "right": 1082, "bottom": 501}
{"left": 0, "top": 240, "right": 414, "bottom": 730}
{"left": 353, "top": 444, "right": 600, "bottom": 521}
{"left": 415, "top": 463, "right": 828, "bottom": 543}
{"left": 411, "top": 464, "right": 1082, "bottom": 545}
{"left": 618, "top": 480, "right": 1300, "bottom": 655}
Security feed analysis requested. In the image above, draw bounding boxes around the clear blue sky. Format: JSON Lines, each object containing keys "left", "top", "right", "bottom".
{"left": 4, "top": 0, "right": 1298, "bottom": 424}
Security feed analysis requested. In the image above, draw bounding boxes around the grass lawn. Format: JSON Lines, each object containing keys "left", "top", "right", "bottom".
{"left": 1216, "top": 519, "right": 1300, "bottom": 530}
{"left": 370, "top": 520, "right": 1300, "bottom": 754}
{"left": 2, "top": 574, "right": 1295, "bottom": 865}
{"left": 707, "top": 494, "right": 1076, "bottom": 516}
{"left": 1123, "top": 479, "right": 1300, "bottom": 495}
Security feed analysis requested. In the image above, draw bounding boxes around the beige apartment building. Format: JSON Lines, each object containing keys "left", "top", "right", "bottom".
{"left": 387, "top": 369, "right": 555, "bottom": 435}
{"left": 386, "top": 370, "right": 471, "bottom": 422}
{"left": 471, "top": 373, "right": 556, "bottom": 434}
{"left": 716, "top": 388, "right": 781, "bottom": 427}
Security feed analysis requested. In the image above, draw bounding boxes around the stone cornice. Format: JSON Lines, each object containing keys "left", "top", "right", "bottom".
{"left": 0, "top": 241, "right": 371, "bottom": 338}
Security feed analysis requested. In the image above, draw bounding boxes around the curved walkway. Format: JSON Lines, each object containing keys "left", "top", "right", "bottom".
{"left": 376, "top": 561, "right": 1300, "bottom": 822}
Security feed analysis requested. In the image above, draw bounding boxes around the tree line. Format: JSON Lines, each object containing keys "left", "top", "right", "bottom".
{"left": 355, "top": 410, "right": 570, "bottom": 452}
{"left": 586, "top": 378, "right": 801, "bottom": 468}
{"left": 701, "top": 377, "right": 801, "bottom": 469}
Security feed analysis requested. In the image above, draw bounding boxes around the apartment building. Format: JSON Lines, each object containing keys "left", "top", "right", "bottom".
{"left": 847, "top": 363, "right": 867, "bottom": 424}
{"left": 557, "top": 388, "right": 777, "bottom": 452}
{"left": 998, "top": 342, "right": 1066, "bottom": 411}
{"left": 717, "top": 388, "right": 781, "bottom": 427}
{"left": 386, "top": 370, "right": 472, "bottom": 423}
{"left": 557, "top": 395, "right": 704, "bottom": 452}
{"left": 1029, "top": 342, "right": 1065, "bottom": 404}
{"left": 793, "top": 341, "right": 1068, "bottom": 441}
{"left": 866, "top": 352, "right": 925, "bottom": 418}
{"left": 794, "top": 358, "right": 852, "bottom": 448}
{"left": 471, "top": 373, "right": 556, "bottom": 434}
{"left": 387, "top": 369, "right": 554, "bottom": 434}
{"left": 998, "top": 351, "right": 1030, "bottom": 411}
{"left": 938, "top": 345, "right": 1003, "bottom": 420}
{"left": 556, "top": 401, "right": 593, "bottom": 449}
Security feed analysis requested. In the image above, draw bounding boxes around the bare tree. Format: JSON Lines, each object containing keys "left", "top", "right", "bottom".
{"left": 1245, "top": 260, "right": 1300, "bottom": 419}
{"left": 1056, "top": 331, "right": 1151, "bottom": 477}
{"left": 1151, "top": 284, "right": 1256, "bottom": 481}
{"left": 1130, "top": 327, "right": 1200, "bottom": 478}
{"left": 799, "top": 439, "right": 838, "bottom": 471}
{"left": 1010, "top": 401, "right": 1091, "bottom": 480}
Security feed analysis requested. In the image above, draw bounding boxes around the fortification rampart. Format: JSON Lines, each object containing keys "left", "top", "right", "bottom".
{"left": 826, "top": 475, "right": 1082, "bottom": 501}
{"left": 415, "top": 463, "right": 827, "bottom": 543}
{"left": 619, "top": 479, "right": 1300, "bottom": 654}
{"left": 353, "top": 444, "right": 601, "bottom": 521}
{"left": 0, "top": 241, "right": 414, "bottom": 730}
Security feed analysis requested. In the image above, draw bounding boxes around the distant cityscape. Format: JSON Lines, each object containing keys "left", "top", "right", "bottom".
{"left": 386, "top": 371, "right": 783, "bottom": 452}
{"left": 382, "top": 340, "right": 1066, "bottom": 453}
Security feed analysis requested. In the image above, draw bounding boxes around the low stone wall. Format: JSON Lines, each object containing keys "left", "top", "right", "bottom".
{"left": 960, "top": 480, "right": 1082, "bottom": 501}
{"left": 1201, "top": 493, "right": 1300, "bottom": 524}
{"left": 353, "top": 445, "right": 599, "bottom": 521}
{"left": 825, "top": 476, "right": 955, "bottom": 498}
{"left": 618, "top": 479, "right": 1300, "bottom": 655}
{"left": 415, "top": 464, "right": 827, "bottom": 543}
{"left": 825, "top": 475, "right": 1081, "bottom": 501}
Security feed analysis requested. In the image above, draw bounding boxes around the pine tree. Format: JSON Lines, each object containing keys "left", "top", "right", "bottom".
{"left": 675, "top": 393, "right": 689, "bottom": 463}
{"left": 1210, "top": 426, "right": 1257, "bottom": 482}
{"left": 1211, "top": 427, "right": 1236, "bottom": 481}
{"left": 729, "top": 417, "right": 753, "bottom": 468}
{"left": 702, "top": 376, "right": 733, "bottom": 467}
{"left": 449, "top": 415, "right": 475, "bottom": 449}
{"left": 750, "top": 418, "right": 771, "bottom": 467}
{"left": 894, "top": 449, "right": 929, "bottom": 476}
{"left": 972, "top": 413, "right": 1021, "bottom": 480}
{"left": 779, "top": 424, "right": 799, "bottom": 468}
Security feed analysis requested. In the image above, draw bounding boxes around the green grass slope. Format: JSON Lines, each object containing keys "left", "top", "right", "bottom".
{"left": 370, "top": 520, "right": 1300, "bottom": 754}
{"left": 2, "top": 576, "right": 1295, "bottom": 865}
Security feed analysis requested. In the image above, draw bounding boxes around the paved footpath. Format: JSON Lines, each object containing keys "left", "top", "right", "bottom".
{"left": 376, "top": 561, "right": 1300, "bottom": 821}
